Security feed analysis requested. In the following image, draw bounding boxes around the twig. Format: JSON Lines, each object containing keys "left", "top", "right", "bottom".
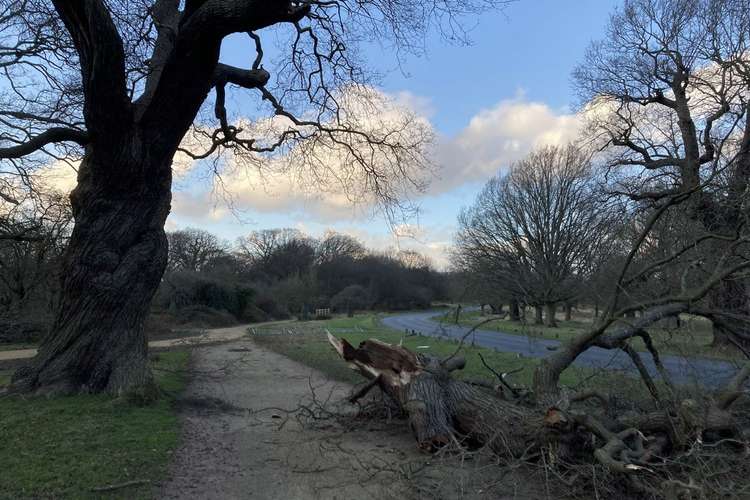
{"left": 477, "top": 352, "right": 521, "bottom": 397}
{"left": 91, "top": 479, "right": 149, "bottom": 492}
{"left": 442, "top": 314, "right": 507, "bottom": 365}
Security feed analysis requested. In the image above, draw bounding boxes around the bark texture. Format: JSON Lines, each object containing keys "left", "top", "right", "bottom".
{"left": 12, "top": 147, "right": 172, "bottom": 395}
{"left": 327, "top": 334, "right": 538, "bottom": 456}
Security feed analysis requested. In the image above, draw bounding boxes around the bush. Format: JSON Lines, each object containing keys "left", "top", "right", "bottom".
{"left": 155, "top": 271, "right": 259, "bottom": 322}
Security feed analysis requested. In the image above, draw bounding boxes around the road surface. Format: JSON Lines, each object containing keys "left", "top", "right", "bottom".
{"left": 382, "top": 310, "right": 743, "bottom": 388}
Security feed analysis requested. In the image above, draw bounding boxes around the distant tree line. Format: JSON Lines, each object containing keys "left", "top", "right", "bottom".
{"left": 155, "top": 227, "right": 447, "bottom": 326}
{"left": 0, "top": 214, "right": 447, "bottom": 341}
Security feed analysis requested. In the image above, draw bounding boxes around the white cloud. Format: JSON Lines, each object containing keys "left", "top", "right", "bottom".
{"left": 432, "top": 96, "right": 582, "bottom": 193}
{"left": 35, "top": 160, "right": 78, "bottom": 194}
{"left": 172, "top": 85, "right": 434, "bottom": 223}
{"left": 169, "top": 92, "right": 582, "bottom": 227}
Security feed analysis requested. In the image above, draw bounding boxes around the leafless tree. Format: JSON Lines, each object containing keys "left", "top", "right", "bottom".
{"left": 573, "top": 0, "right": 750, "bottom": 347}
{"left": 0, "top": 190, "right": 71, "bottom": 318}
{"left": 315, "top": 231, "right": 365, "bottom": 265}
{"left": 166, "top": 227, "right": 227, "bottom": 272}
{"left": 454, "top": 145, "right": 620, "bottom": 327}
{"left": 530, "top": 0, "right": 750, "bottom": 401}
{"left": 2, "top": 0, "right": 509, "bottom": 395}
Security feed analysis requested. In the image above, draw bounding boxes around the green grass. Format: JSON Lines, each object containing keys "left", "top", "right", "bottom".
{"left": 252, "top": 313, "right": 589, "bottom": 388}
{"left": 0, "top": 350, "right": 189, "bottom": 500}
{"left": 441, "top": 309, "right": 737, "bottom": 361}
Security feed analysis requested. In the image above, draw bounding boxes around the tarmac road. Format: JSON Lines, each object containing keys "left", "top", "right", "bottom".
{"left": 382, "top": 310, "right": 743, "bottom": 388}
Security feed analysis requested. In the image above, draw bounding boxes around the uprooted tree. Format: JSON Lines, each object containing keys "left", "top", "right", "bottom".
{"left": 0, "top": 0, "right": 510, "bottom": 395}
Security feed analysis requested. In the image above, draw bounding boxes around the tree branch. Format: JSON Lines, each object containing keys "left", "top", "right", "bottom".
{"left": 0, "top": 127, "right": 88, "bottom": 159}
{"left": 51, "top": 0, "right": 131, "bottom": 137}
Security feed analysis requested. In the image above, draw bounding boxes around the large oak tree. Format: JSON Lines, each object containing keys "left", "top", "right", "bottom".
{"left": 0, "top": 0, "right": 503, "bottom": 395}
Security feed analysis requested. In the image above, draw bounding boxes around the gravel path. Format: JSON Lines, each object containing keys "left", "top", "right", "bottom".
{"left": 158, "top": 339, "right": 421, "bottom": 500}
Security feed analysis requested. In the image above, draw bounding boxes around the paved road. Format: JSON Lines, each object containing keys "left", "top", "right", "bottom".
{"left": 382, "top": 310, "right": 744, "bottom": 388}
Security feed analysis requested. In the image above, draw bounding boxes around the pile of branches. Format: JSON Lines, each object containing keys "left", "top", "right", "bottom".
{"left": 327, "top": 333, "right": 750, "bottom": 499}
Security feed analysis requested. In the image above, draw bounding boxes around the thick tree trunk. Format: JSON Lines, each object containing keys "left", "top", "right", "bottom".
{"left": 509, "top": 298, "right": 520, "bottom": 321}
{"left": 327, "top": 334, "right": 538, "bottom": 456}
{"left": 534, "top": 305, "right": 543, "bottom": 325}
{"left": 11, "top": 148, "right": 171, "bottom": 396}
{"left": 564, "top": 302, "right": 572, "bottom": 321}
{"left": 329, "top": 334, "right": 750, "bottom": 498}
{"left": 544, "top": 303, "right": 557, "bottom": 327}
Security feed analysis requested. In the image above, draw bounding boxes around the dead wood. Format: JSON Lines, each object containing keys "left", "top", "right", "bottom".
{"left": 327, "top": 333, "right": 750, "bottom": 498}
{"left": 327, "top": 333, "right": 538, "bottom": 456}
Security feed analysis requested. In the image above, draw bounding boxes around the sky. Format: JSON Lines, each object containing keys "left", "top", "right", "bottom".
{"left": 164, "top": 0, "right": 622, "bottom": 268}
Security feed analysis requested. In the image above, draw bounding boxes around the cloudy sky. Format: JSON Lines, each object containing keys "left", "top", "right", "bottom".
{"left": 164, "top": 0, "right": 620, "bottom": 268}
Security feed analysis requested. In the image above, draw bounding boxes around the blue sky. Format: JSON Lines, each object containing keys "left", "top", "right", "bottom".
{"left": 166, "top": 0, "right": 621, "bottom": 267}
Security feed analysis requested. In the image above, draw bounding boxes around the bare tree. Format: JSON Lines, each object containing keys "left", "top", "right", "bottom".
{"left": 529, "top": 0, "right": 750, "bottom": 401}
{"left": 2, "top": 0, "right": 508, "bottom": 395}
{"left": 315, "top": 231, "right": 365, "bottom": 265}
{"left": 0, "top": 190, "right": 71, "bottom": 318}
{"left": 573, "top": 0, "right": 750, "bottom": 347}
{"left": 454, "top": 145, "right": 619, "bottom": 327}
{"left": 166, "top": 227, "right": 226, "bottom": 272}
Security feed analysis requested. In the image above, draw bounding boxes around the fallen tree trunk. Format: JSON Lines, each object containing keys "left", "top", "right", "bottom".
{"left": 326, "top": 333, "right": 539, "bottom": 457}
{"left": 328, "top": 333, "right": 750, "bottom": 498}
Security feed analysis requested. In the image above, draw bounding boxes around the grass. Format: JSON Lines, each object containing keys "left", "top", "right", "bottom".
{"left": 0, "top": 350, "right": 189, "bottom": 500}
{"left": 441, "top": 309, "right": 738, "bottom": 361}
{"left": 252, "top": 313, "right": 591, "bottom": 388}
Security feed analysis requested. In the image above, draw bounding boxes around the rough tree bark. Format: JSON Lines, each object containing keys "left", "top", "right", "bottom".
{"left": 9, "top": 0, "right": 294, "bottom": 395}
{"left": 327, "top": 333, "right": 538, "bottom": 456}
{"left": 12, "top": 148, "right": 172, "bottom": 395}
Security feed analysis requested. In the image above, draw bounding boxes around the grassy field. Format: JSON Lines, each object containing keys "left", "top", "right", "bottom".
{"left": 253, "top": 314, "right": 615, "bottom": 389}
{"left": 440, "top": 308, "right": 735, "bottom": 360}
{"left": 0, "top": 350, "right": 189, "bottom": 500}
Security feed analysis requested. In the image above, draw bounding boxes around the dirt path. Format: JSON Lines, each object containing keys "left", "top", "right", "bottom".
{"left": 158, "top": 338, "right": 424, "bottom": 499}
{"left": 0, "top": 321, "right": 289, "bottom": 361}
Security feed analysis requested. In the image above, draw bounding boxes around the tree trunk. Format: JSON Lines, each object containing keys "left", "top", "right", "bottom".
{"left": 534, "top": 305, "right": 543, "bottom": 325}
{"left": 509, "top": 298, "right": 520, "bottom": 321}
{"left": 327, "top": 334, "right": 538, "bottom": 456}
{"left": 11, "top": 148, "right": 171, "bottom": 396}
{"left": 564, "top": 302, "right": 572, "bottom": 321}
{"left": 708, "top": 279, "right": 750, "bottom": 347}
{"left": 544, "top": 303, "right": 557, "bottom": 327}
